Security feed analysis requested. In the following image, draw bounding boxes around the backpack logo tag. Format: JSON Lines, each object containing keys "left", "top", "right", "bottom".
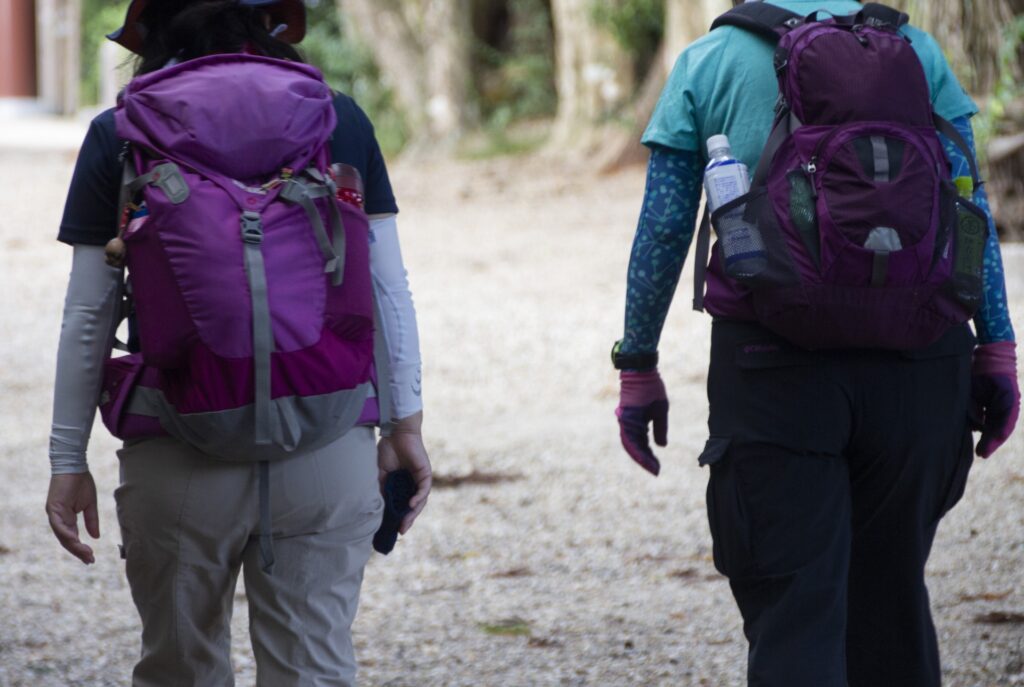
{"left": 150, "top": 163, "right": 190, "bottom": 205}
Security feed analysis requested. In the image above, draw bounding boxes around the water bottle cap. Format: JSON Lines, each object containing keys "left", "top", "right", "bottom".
{"left": 707, "top": 134, "right": 731, "bottom": 156}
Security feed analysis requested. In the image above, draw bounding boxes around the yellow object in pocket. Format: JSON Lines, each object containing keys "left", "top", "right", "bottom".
{"left": 954, "top": 176, "right": 974, "bottom": 199}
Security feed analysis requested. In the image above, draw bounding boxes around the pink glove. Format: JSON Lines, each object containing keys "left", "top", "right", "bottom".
{"left": 616, "top": 370, "right": 669, "bottom": 476}
{"left": 971, "top": 342, "right": 1020, "bottom": 458}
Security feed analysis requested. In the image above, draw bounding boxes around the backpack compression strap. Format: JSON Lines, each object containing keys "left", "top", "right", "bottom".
{"left": 710, "top": 3, "right": 803, "bottom": 42}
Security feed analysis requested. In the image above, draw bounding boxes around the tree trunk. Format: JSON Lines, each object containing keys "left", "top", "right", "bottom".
{"left": 890, "top": 0, "right": 1023, "bottom": 237}
{"left": 665, "top": 0, "right": 730, "bottom": 69}
{"left": 548, "top": 0, "right": 633, "bottom": 151}
{"left": 337, "top": 0, "right": 474, "bottom": 150}
{"left": 890, "top": 0, "right": 1016, "bottom": 94}
{"left": 599, "top": 0, "right": 730, "bottom": 171}
{"left": 423, "top": 0, "right": 475, "bottom": 145}
{"left": 36, "top": 0, "right": 79, "bottom": 114}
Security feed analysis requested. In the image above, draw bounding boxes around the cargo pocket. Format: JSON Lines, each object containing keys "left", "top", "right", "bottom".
{"left": 705, "top": 441, "right": 849, "bottom": 581}
{"left": 698, "top": 436, "right": 731, "bottom": 467}
{"left": 703, "top": 438, "right": 753, "bottom": 579}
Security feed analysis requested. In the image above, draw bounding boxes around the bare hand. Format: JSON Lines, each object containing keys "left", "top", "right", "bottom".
{"left": 377, "top": 411, "right": 431, "bottom": 534}
{"left": 46, "top": 473, "right": 100, "bottom": 565}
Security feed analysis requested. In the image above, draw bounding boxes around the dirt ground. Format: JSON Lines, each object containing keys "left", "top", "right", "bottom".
{"left": 1, "top": 140, "right": 1022, "bottom": 686}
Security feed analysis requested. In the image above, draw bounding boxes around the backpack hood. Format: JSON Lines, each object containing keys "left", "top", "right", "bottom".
{"left": 116, "top": 54, "right": 335, "bottom": 181}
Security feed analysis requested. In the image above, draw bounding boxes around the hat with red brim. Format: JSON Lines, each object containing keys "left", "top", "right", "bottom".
{"left": 107, "top": 0, "right": 307, "bottom": 55}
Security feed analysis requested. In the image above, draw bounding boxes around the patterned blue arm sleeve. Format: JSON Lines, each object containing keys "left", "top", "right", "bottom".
{"left": 620, "top": 146, "right": 704, "bottom": 355}
{"left": 939, "top": 116, "right": 1015, "bottom": 344}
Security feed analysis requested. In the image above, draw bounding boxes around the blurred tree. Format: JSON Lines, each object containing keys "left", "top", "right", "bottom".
{"left": 472, "top": 0, "right": 557, "bottom": 127}
{"left": 80, "top": 0, "right": 128, "bottom": 107}
{"left": 891, "top": 0, "right": 1016, "bottom": 94}
{"left": 598, "top": 0, "right": 729, "bottom": 170}
{"left": 338, "top": 0, "right": 475, "bottom": 150}
{"left": 547, "top": 0, "right": 634, "bottom": 149}
{"left": 302, "top": 1, "right": 408, "bottom": 154}
{"left": 891, "top": 0, "right": 1024, "bottom": 236}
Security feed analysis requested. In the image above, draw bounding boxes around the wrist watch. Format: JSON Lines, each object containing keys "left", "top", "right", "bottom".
{"left": 611, "top": 339, "right": 658, "bottom": 370}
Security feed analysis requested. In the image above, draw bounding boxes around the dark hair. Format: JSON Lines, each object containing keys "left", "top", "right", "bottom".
{"left": 135, "top": 0, "right": 303, "bottom": 75}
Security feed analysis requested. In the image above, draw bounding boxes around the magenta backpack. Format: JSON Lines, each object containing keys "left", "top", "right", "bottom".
{"left": 694, "top": 2, "right": 988, "bottom": 350}
{"left": 99, "top": 55, "right": 381, "bottom": 462}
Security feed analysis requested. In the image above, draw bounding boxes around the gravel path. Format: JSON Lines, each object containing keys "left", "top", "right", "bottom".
{"left": 1, "top": 147, "right": 1021, "bottom": 686}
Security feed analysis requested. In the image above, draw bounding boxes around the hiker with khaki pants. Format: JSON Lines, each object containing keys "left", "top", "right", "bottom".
{"left": 44, "top": 1, "right": 431, "bottom": 685}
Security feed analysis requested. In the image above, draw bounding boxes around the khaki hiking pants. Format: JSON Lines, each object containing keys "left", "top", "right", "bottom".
{"left": 114, "top": 427, "right": 383, "bottom": 687}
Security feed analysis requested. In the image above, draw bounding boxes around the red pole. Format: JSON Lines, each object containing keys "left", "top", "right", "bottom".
{"left": 0, "top": 0, "right": 38, "bottom": 97}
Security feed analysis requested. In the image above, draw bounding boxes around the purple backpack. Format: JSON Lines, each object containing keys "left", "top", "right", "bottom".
{"left": 694, "top": 2, "right": 988, "bottom": 350}
{"left": 99, "top": 55, "right": 381, "bottom": 462}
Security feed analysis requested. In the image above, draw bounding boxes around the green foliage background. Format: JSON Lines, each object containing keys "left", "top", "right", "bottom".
{"left": 80, "top": 0, "right": 130, "bottom": 106}
{"left": 78, "top": 0, "right": 1019, "bottom": 162}
{"left": 299, "top": 1, "right": 408, "bottom": 154}
{"left": 591, "top": 0, "right": 664, "bottom": 81}
{"left": 974, "top": 15, "right": 1024, "bottom": 162}
{"left": 474, "top": 0, "right": 557, "bottom": 128}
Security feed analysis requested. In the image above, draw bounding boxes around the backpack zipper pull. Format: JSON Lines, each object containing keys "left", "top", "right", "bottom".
{"left": 803, "top": 158, "right": 819, "bottom": 198}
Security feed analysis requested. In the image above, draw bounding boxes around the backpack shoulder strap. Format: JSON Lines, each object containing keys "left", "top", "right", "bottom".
{"left": 857, "top": 3, "right": 910, "bottom": 30}
{"left": 710, "top": 3, "right": 804, "bottom": 43}
{"left": 933, "top": 113, "right": 983, "bottom": 188}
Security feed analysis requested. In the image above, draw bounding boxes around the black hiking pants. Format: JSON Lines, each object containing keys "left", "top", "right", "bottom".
{"left": 700, "top": 320, "right": 976, "bottom": 687}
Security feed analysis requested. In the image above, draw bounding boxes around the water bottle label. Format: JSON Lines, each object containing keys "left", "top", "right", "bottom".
{"left": 717, "top": 206, "right": 767, "bottom": 280}
{"left": 705, "top": 162, "right": 750, "bottom": 212}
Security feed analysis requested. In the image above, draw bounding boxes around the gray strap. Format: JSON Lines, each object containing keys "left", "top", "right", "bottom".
{"left": 280, "top": 180, "right": 341, "bottom": 280}
{"left": 871, "top": 251, "right": 889, "bottom": 287}
{"left": 870, "top": 136, "right": 890, "bottom": 182}
{"left": 326, "top": 194, "right": 347, "bottom": 287}
{"left": 374, "top": 299, "right": 395, "bottom": 435}
{"left": 128, "top": 171, "right": 156, "bottom": 194}
{"left": 692, "top": 206, "right": 712, "bottom": 312}
{"left": 258, "top": 461, "right": 275, "bottom": 574}
{"left": 241, "top": 211, "right": 273, "bottom": 446}
{"left": 307, "top": 173, "right": 346, "bottom": 287}
{"left": 128, "top": 162, "right": 190, "bottom": 204}
{"left": 305, "top": 167, "right": 327, "bottom": 184}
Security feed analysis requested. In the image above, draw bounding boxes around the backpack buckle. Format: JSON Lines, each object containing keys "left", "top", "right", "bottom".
{"left": 241, "top": 211, "right": 264, "bottom": 244}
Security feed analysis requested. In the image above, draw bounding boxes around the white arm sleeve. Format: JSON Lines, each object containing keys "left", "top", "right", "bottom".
{"left": 369, "top": 215, "right": 423, "bottom": 420}
{"left": 49, "top": 245, "right": 123, "bottom": 475}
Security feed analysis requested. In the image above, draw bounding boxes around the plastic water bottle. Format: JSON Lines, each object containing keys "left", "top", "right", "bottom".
{"left": 704, "top": 134, "right": 767, "bottom": 279}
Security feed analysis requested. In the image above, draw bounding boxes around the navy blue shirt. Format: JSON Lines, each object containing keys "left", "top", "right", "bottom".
{"left": 58, "top": 92, "right": 398, "bottom": 245}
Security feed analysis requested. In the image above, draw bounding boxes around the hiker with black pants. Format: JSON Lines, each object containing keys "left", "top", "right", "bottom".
{"left": 45, "top": 2, "right": 430, "bottom": 685}
{"left": 613, "top": 1, "right": 1019, "bottom": 685}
